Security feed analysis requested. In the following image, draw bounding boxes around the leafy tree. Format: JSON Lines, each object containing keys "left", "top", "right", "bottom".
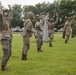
{"left": 11, "top": 4, "right": 23, "bottom": 28}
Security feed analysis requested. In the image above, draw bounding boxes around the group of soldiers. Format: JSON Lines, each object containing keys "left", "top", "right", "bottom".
{"left": 21, "top": 12, "right": 59, "bottom": 61}
{"left": 0, "top": 1, "right": 76, "bottom": 72}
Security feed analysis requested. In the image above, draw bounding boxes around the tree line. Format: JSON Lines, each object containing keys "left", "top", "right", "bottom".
{"left": 5, "top": 0, "right": 76, "bottom": 29}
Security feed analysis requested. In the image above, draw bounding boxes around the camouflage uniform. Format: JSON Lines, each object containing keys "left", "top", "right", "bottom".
{"left": 0, "top": 4, "right": 3, "bottom": 32}
{"left": 47, "top": 14, "right": 58, "bottom": 47}
{"left": 35, "top": 18, "right": 43, "bottom": 52}
{"left": 0, "top": 4, "right": 13, "bottom": 71}
{"left": 63, "top": 17, "right": 72, "bottom": 43}
{"left": 21, "top": 12, "right": 34, "bottom": 60}
{"left": 71, "top": 18, "right": 76, "bottom": 38}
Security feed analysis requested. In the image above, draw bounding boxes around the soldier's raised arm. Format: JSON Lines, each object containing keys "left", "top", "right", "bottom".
{"left": 53, "top": 13, "right": 58, "bottom": 25}
{"left": 8, "top": 4, "right": 13, "bottom": 20}
{"left": 63, "top": 21, "right": 68, "bottom": 31}
{"left": 71, "top": 16, "right": 75, "bottom": 25}
{"left": 46, "top": 19, "right": 50, "bottom": 26}
{"left": 0, "top": 1, "right": 3, "bottom": 15}
{"left": 0, "top": 1, "right": 3, "bottom": 32}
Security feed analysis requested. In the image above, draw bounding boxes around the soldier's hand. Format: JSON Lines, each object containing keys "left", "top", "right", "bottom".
{"left": 8, "top": 4, "right": 12, "bottom": 9}
{"left": 0, "top": 1, "right": 1, "bottom": 5}
{"left": 56, "top": 13, "right": 58, "bottom": 17}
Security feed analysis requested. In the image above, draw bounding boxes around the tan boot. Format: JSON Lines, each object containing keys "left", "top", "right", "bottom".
{"left": 22, "top": 54, "right": 28, "bottom": 60}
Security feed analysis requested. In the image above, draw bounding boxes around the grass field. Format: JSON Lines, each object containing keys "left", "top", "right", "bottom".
{"left": 0, "top": 33, "right": 76, "bottom": 75}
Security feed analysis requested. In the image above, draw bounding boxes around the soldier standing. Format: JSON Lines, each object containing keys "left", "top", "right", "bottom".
{"left": 63, "top": 16, "right": 73, "bottom": 43}
{"left": 47, "top": 14, "right": 58, "bottom": 47}
{"left": 21, "top": 12, "right": 35, "bottom": 60}
{"left": 71, "top": 17, "right": 76, "bottom": 38}
{"left": 35, "top": 17, "right": 43, "bottom": 52}
{"left": 0, "top": 2, "right": 13, "bottom": 71}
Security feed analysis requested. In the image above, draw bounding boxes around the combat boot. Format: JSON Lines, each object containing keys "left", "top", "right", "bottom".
{"left": 65, "top": 40, "right": 67, "bottom": 43}
{"left": 22, "top": 54, "right": 27, "bottom": 60}
{"left": 49, "top": 43, "right": 53, "bottom": 47}
{"left": 23, "top": 55, "right": 28, "bottom": 60}
{"left": 37, "top": 48, "right": 43, "bottom": 52}
{"left": 62, "top": 36, "right": 65, "bottom": 39}
{"left": 1, "top": 65, "right": 5, "bottom": 71}
{"left": 1, "top": 65, "right": 9, "bottom": 71}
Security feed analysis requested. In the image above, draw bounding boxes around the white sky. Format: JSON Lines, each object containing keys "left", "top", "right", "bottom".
{"left": 0, "top": 0, "right": 54, "bottom": 8}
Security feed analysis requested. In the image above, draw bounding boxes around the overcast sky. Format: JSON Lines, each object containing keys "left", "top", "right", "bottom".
{"left": 1, "top": 0, "right": 54, "bottom": 8}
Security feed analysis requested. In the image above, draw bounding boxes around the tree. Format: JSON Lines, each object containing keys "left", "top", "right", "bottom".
{"left": 57, "top": 0, "right": 76, "bottom": 28}
{"left": 11, "top": 4, "right": 23, "bottom": 28}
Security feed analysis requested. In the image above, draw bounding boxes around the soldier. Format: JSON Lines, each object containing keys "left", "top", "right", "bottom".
{"left": 21, "top": 12, "right": 35, "bottom": 60}
{"left": 35, "top": 17, "right": 43, "bottom": 52}
{"left": 71, "top": 17, "right": 76, "bottom": 38}
{"left": 46, "top": 14, "right": 58, "bottom": 47}
{"left": 63, "top": 16, "right": 73, "bottom": 43}
{"left": 0, "top": 2, "right": 13, "bottom": 71}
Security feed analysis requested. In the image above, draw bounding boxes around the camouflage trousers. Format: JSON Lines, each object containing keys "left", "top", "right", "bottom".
{"left": 22, "top": 36, "right": 30, "bottom": 55}
{"left": 65, "top": 30, "right": 70, "bottom": 41}
{"left": 36, "top": 37, "right": 43, "bottom": 49}
{"left": 1, "top": 38, "right": 12, "bottom": 65}
{"left": 62, "top": 31, "right": 66, "bottom": 38}
{"left": 0, "top": 14, "right": 3, "bottom": 32}
{"left": 49, "top": 33, "right": 54, "bottom": 43}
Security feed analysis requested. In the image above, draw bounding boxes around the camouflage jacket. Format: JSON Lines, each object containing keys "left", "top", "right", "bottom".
{"left": 35, "top": 21, "right": 43, "bottom": 37}
{"left": 22, "top": 19, "right": 33, "bottom": 37}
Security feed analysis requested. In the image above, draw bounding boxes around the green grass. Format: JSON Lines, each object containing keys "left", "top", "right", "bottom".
{"left": 0, "top": 33, "right": 76, "bottom": 75}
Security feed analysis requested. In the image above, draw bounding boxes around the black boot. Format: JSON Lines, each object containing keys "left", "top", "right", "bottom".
{"left": 1, "top": 65, "right": 9, "bottom": 71}
{"left": 49, "top": 43, "right": 53, "bottom": 47}
{"left": 1, "top": 65, "right": 5, "bottom": 71}
{"left": 23, "top": 55, "right": 28, "bottom": 60}
{"left": 37, "top": 48, "right": 43, "bottom": 52}
{"left": 65, "top": 40, "right": 67, "bottom": 43}
{"left": 22, "top": 54, "right": 27, "bottom": 60}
